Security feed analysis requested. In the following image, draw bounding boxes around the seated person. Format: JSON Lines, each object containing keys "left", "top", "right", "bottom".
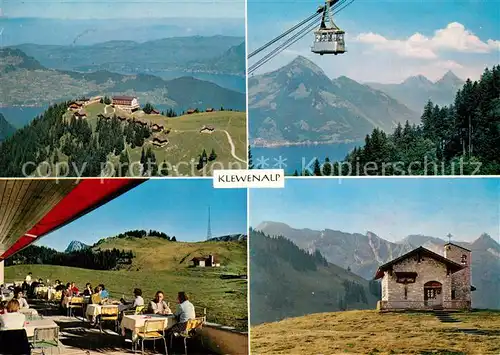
{"left": 14, "top": 289, "right": 29, "bottom": 309}
{"left": 91, "top": 287, "right": 102, "bottom": 304}
{"left": 99, "top": 284, "right": 109, "bottom": 299}
{"left": 169, "top": 292, "right": 196, "bottom": 333}
{"left": 119, "top": 288, "right": 144, "bottom": 312}
{"left": 70, "top": 282, "right": 79, "bottom": 295}
{"left": 54, "top": 280, "right": 65, "bottom": 292}
{"left": 0, "top": 300, "right": 26, "bottom": 330}
{"left": 83, "top": 283, "right": 93, "bottom": 297}
{"left": 148, "top": 291, "right": 172, "bottom": 315}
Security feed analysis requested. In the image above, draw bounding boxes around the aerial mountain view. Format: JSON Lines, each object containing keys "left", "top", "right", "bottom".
{"left": 249, "top": 178, "right": 500, "bottom": 354}
{"left": 1, "top": 178, "right": 248, "bottom": 354}
{"left": 0, "top": 1, "right": 246, "bottom": 177}
{"left": 247, "top": 0, "right": 500, "bottom": 175}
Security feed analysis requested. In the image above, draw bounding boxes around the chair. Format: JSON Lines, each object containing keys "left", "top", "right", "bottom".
{"left": 67, "top": 296, "right": 84, "bottom": 317}
{"left": 136, "top": 319, "right": 168, "bottom": 355}
{"left": 98, "top": 305, "right": 119, "bottom": 333}
{"left": 124, "top": 305, "right": 145, "bottom": 316}
{"left": 0, "top": 329, "right": 31, "bottom": 354}
{"left": 170, "top": 316, "right": 206, "bottom": 355}
{"left": 31, "top": 327, "right": 60, "bottom": 355}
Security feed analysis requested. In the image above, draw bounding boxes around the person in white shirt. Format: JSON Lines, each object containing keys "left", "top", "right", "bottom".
{"left": 169, "top": 291, "right": 196, "bottom": 333}
{"left": 15, "top": 290, "right": 29, "bottom": 309}
{"left": 25, "top": 273, "right": 32, "bottom": 285}
{"left": 148, "top": 291, "right": 172, "bottom": 315}
{"left": 0, "top": 300, "right": 26, "bottom": 330}
{"left": 119, "top": 288, "right": 144, "bottom": 312}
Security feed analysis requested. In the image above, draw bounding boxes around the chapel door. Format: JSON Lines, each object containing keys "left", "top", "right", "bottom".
{"left": 424, "top": 281, "right": 443, "bottom": 308}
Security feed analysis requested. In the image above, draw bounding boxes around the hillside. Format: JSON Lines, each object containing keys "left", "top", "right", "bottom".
{"left": 255, "top": 222, "right": 500, "bottom": 310}
{"left": 255, "top": 221, "right": 413, "bottom": 279}
{"left": 0, "top": 113, "right": 16, "bottom": 141}
{"left": 0, "top": 48, "right": 245, "bottom": 109}
{"left": 0, "top": 102, "right": 247, "bottom": 177}
{"left": 93, "top": 235, "right": 248, "bottom": 274}
{"left": 367, "top": 71, "right": 465, "bottom": 113}
{"left": 13, "top": 36, "right": 245, "bottom": 76}
{"left": 250, "top": 229, "right": 378, "bottom": 325}
{"left": 248, "top": 56, "right": 418, "bottom": 146}
{"left": 251, "top": 310, "right": 500, "bottom": 354}
{"left": 292, "top": 65, "right": 500, "bottom": 176}
{"left": 188, "top": 42, "right": 246, "bottom": 76}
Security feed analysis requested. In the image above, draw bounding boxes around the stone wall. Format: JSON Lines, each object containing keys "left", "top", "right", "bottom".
{"left": 382, "top": 256, "right": 451, "bottom": 310}
{"left": 444, "top": 244, "right": 471, "bottom": 304}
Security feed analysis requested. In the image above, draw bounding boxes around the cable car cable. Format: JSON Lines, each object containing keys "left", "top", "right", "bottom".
{"left": 248, "top": 0, "right": 346, "bottom": 60}
{"left": 248, "top": 0, "right": 354, "bottom": 74}
{"left": 248, "top": 12, "right": 322, "bottom": 59}
{"left": 248, "top": 17, "right": 321, "bottom": 73}
{"left": 249, "top": 19, "right": 321, "bottom": 74}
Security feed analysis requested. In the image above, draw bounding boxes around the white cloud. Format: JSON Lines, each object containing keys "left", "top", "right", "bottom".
{"left": 356, "top": 22, "right": 500, "bottom": 59}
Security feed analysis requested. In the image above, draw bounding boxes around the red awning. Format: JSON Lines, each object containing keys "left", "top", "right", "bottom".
{"left": 1, "top": 178, "right": 146, "bottom": 260}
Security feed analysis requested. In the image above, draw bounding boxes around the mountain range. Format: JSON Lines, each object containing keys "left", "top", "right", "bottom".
{"left": 13, "top": 36, "right": 245, "bottom": 76}
{"left": 249, "top": 56, "right": 463, "bottom": 146}
{"left": 0, "top": 48, "right": 245, "bottom": 110}
{"left": 255, "top": 221, "right": 500, "bottom": 310}
{"left": 0, "top": 114, "right": 16, "bottom": 142}
{"left": 64, "top": 240, "right": 90, "bottom": 253}
{"left": 250, "top": 228, "right": 378, "bottom": 325}
{"left": 367, "top": 71, "right": 465, "bottom": 113}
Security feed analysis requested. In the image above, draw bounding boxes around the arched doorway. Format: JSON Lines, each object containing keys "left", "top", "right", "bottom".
{"left": 424, "top": 281, "right": 443, "bottom": 308}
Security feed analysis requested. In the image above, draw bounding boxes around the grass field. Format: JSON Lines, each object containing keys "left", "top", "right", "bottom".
{"left": 250, "top": 310, "right": 500, "bottom": 354}
{"left": 5, "top": 238, "right": 248, "bottom": 330}
{"left": 94, "top": 236, "right": 248, "bottom": 274}
{"left": 125, "top": 110, "right": 247, "bottom": 176}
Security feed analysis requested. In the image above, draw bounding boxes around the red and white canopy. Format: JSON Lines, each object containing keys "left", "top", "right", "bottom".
{"left": 0, "top": 178, "right": 146, "bottom": 260}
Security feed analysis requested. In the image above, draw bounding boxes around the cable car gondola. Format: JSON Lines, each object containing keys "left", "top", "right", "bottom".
{"left": 247, "top": 0, "right": 352, "bottom": 75}
{"left": 311, "top": 1, "right": 346, "bottom": 55}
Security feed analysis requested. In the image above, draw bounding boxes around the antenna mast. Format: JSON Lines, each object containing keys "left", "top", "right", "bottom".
{"left": 207, "top": 206, "right": 212, "bottom": 241}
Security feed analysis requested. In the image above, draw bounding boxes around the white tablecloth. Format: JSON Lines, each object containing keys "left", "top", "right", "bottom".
{"left": 121, "top": 314, "right": 176, "bottom": 340}
{"left": 19, "top": 308, "right": 38, "bottom": 316}
{"left": 86, "top": 304, "right": 119, "bottom": 318}
{"left": 24, "top": 319, "right": 58, "bottom": 338}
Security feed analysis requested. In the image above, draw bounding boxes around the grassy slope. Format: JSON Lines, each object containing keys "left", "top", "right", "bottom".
{"left": 251, "top": 256, "right": 378, "bottom": 325}
{"left": 251, "top": 310, "right": 500, "bottom": 354}
{"left": 5, "top": 238, "right": 248, "bottom": 330}
{"left": 43, "top": 104, "right": 247, "bottom": 176}
{"left": 124, "top": 110, "right": 247, "bottom": 175}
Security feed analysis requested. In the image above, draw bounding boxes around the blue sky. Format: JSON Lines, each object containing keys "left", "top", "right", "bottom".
{"left": 36, "top": 179, "right": 248, "bottom": 251}
{"left": 248, "top": 0, "right": 500, "bottom": 83}
{"left": 0, "top": 1, "right": 245, "bottom": 45}
{"left": 250, "top": 178, "right": 500, "bottom": 243}
{"left": 2, "top": 0, "right": 244, "bottom": 19}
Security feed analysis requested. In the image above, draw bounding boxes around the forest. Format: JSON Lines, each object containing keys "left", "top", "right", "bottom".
{"left": 250, "top": 228, "right": 374, "bottom": 313}
{"left": 112, "top": 229, "right": 177, "bottom": 241}
{"left": 0, "top": 102, "right": 162, "bottom": 176}
{"left": 250, "top": 228, "right": 329, "bottom": 272}
{"left": 248, "top": 66, "right": 499, "bottom": 176}
{"left": 5, "top": 244, "right": 134, "bottom": 271}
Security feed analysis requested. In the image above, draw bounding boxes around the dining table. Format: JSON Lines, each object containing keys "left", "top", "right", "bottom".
{"left": 24, "top": 318, "right": 58, "bottom": 338}
{"left": 121, "top": 313, "right": 176, "bottom": 341}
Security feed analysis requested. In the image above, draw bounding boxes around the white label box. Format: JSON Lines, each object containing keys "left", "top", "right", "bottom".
{"left": 213, "top": 169, "right": 285, "bottom": 188}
